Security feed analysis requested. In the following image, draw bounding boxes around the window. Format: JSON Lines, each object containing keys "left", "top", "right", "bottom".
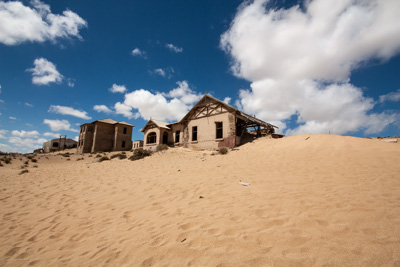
{"left": 122, "top": 141, "right": 126, "bottom": 148}
{"left": 192, "top": 126, "right": 197, "bottom": 141}
{"left": 147, "top": 132, "right": 157, "bottom": 144}
{"left": 88, "top": 126, "right": 93, "bottom": 132}
{"left": 175, "top": 130, "right": 180, "bottom": 143}
{"left": 216, "top": 122, "right": 223, "bottom": 139}
{"left": 123, "top": 127, "right": 127, "bottom": 134}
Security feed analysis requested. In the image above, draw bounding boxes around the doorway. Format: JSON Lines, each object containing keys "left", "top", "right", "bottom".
{"left": 162, "top": 132, "right": 168, "bottom": 145}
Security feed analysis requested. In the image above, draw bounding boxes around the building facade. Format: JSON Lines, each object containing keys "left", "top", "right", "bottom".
{"left": 77, "top": 119, "right": 134, "bottom": 153}
{"left": 141, "top": 95, "right": 277, "bottom": 150}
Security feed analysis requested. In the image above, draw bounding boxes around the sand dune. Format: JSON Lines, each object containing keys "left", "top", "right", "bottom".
{"left": 1, "top": 134, "right": 399, "bottom": 266}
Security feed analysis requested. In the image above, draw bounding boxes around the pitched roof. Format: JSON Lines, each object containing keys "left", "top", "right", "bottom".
{"left": 116, "top": 121, "right": 134, "bottom": 126}
{"left": 140, "top": 119, "right": 171, "bottom": 132}
{"left": 80, "top": 118, "right": 134, "bottom": 127}
{"left": 97, "top": 118, "right": 118, "bottom": 124}
{"left": 181, "top": 94, "right": 278, "bottom": 128}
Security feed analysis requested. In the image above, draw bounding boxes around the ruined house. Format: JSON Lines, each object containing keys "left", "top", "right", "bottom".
{"left": 43, "top": 136, "right": 77, "bottom": 153}
{"left": 141, "top": 94, "right": 277, "bottom": 150}
{"left": 77, "top": 118, "right": 134, "bottom": 153}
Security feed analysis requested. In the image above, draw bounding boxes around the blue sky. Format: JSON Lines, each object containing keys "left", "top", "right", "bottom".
{"left": 0, "top": 0, "right": 399, "bottom": 153}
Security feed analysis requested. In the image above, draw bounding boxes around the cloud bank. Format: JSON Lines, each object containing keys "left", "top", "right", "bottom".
{"left": 0, "top": 0, "right": 87, "bottom": 45}
{"left": 221, "top": 0, "right": 400, "bottom": 135}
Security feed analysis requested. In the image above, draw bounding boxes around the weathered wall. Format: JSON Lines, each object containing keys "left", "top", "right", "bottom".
{"left": 132, "top": 140, "right": 143, "bottom": 149}
{"left": 113, "top": 124, "right": 133, "bottom": 151}
{"left": 185, "top": 112, "right": 236, "bottom": 150}
{"left": 91, "top": 122, "right": 115, "bottom": 152}
{"left": 170, "top": 124, "right": 184, "bottom": 146}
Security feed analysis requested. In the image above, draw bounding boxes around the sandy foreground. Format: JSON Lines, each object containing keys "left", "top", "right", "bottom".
{"left": 0, "top": 134, "right": 399, "bottom": 266}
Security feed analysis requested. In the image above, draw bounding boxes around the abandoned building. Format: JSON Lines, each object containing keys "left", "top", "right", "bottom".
{"left": 132, "top": 140, "right": 144, "bottom": 149}
{"left": 141, "top": 94, "right": 278, "bottom": 150}
{"left": 43, "top": 136, "right": 77, "bottom": 153}
{"left": 77, "top": 118, "right": 134, "bottom": 153}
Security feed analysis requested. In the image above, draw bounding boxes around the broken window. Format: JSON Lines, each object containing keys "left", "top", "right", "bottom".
{"left": 175, "top": 130, "right": 180, "bottom": 143}
{"left": 192, "top": 126, "right": 197, "bottom": 141}
{"left": 216, "top": 122, "right": 223, "bottom": 139}
{"left": 147, "top": 132, "right": 157, "bottom": 144}
{"left": 53, "top": 142, "right": 59, "bottom": 147}
{"left": 123, "top": 127, "right": 127, "bottom": 134}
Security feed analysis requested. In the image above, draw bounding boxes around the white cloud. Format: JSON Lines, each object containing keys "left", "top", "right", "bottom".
{"left": 67, "top": 78, "right": 75, "bottom": 87}
{"left": 0, "top": 129, "right": 8, "bottom": 139}
{"left": 48, "top": 105, "right": 91, "bottom": 120}
{"left": 11, "top": 130, "right": 39, "bottom": 138}
{"left": 28, "top": 58, "right": 63, "bottom": 85}
{"left": 44, "top": 132, "right": 61, "bottom": 138}
{"left": 25, "top": 102, "right": 33, "bottom": 107}
{"left": 93, "top": 105, "right": 113, "bottom": 114}
{"left": 109, "top": 84, "right": 127, "bottom": 93}
{"left": 221, "top": 0, "right": 400, "bottom": 135}
{"left": 114, "top": 102, "right": 135, "bottom": 119}
{"left": 131, "top": 48, "right": 146, "bottom": 57}
{"left": 153, "top": 67, "right": 174, "bottom": 79}
{"left": 380, "top": 89, "right": 400, "bottom": 103}
{"left": 119, "top": 81, "right": 202, "bottom": 122}
{"left": 0, "top": 143, "right": 12, "bottom": 152}
{"left": 43, "top": 119, "right": 79, "bottom": 132}
{"left": 154, "top": 68, "right": 166, "bottom": 77}
{"left": 223, "top": 97, "right": 232, "bottom": 105}
{"left": 165, "top": 43, "right": 183, "bottom": 53}
{"left": 73, "top": 136, "right": 79, "bottom": 141}
{"left": 9, "top": 116, "right": 16, "bottom": 120}
{"left": 9, "top": 136, "right": 46, "bottom": 148}
{"left": 0, "top": 0, "right": 87, "bottom": 46}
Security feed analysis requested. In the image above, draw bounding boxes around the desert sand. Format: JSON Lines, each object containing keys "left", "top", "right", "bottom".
{"left": 1, "top": 134, "right": 399, "bottom": 266}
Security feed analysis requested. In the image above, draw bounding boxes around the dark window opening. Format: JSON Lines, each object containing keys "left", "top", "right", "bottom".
{"left": 192, "top": 126, "right": 197, "bottom": 141}
{"left": 216, "top": 122, "right": 223, "bottom": 139}
{"left": 175, "top": 131, "right": 180, "bottom": 143}
{"left": 53, "top": 142, "right": 59, "bottom": 147}
{"left": 88, "top": 126, "right": 93, "bottom": 132}
{"left": 123, "top": 127, "right": 127, "bottom": 134}
{"left": 162, "top": 132, "right": 168, "bottom": 145}
{"left": 147, "top": 132, "right": 157, "bottom": 144}
{"left": 122, "top": 141, "right": 126, "bottom": 148}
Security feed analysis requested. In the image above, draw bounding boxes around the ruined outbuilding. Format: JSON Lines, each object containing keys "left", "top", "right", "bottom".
{"left": 43, "top": 136, "right": 77, "bottom": 153}
{"left": 141, "top": 94, "right": 278, "bottom": 150}
{"left": 77, "top": 119, "right": 134, "bottom": 153}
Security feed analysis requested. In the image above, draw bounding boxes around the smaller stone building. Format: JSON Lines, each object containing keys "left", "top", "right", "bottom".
{"left": 43, "top": 137, "right": 77, "bottom": 153}
{"left": 77, "top": 118, "right": 134, "bottom": 153}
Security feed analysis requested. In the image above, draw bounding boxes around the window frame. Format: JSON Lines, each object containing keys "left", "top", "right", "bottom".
{"left": 146, "top": 132, "right": 157, "bottom": 144}
{"left": 216, "top": 122, "right": 223, "bottom": 139}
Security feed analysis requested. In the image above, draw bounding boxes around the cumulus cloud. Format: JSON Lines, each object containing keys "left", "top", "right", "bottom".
{"left": 43, "top": 119, "right": 78, "bottom": 132}
{"left": 131, "top": 48, "right": 146, "bottom": 57}
{"left": 223, "top": 97, "right": 232, "bottom": 105}
{"left": 0, "top": 129, "right": 8, "bottom": 139}
{"left": 11, "top": 130, "right": 39, "bottom": 138}
{"left": 0, "top": 0, "right": 87, "bottom": 45}
{"left": 93, "top": 105, "right": 113, "bottom": 114}
{"left": 48, "top": 105, "right": 91, "bottom": 120}
{"left": 380, "top": 89, "right": 400, "bottom": 103}
{"left": 28, "top": 58, "right": 63, "bottom": 85}
{"left": 109, "top": 84, "right": 127, "bottom": 93}
{"left": 165, "top": 43, "right": 183, "bottom": 53}
{"left": 117, "top": 81, "right": 202, "bottom": 122}
{"left": 9, "top": 136, "right": 46, "bottom": 148}
{"left": 44, "top": 132, "right": 61, "bottom": 138}
{"left": 221, "top": 0, "right": 400, "bottom": 135}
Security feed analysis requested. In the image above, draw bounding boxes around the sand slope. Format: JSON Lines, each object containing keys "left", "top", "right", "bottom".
{"left": 1, "top": 134, "right": 399, "bottom": 266}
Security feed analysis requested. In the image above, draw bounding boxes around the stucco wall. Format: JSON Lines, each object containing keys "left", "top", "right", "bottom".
{"left": 144, "top": 127, "right": 161, "bottom": 150}
{"left": 185, "top": 112, "right": 236, "bottom": 150}
{"left": 170, "top": 124, "right": 184, "bottom": 146}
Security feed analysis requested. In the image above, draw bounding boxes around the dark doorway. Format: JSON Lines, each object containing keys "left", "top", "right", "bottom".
{"left": 162, "top": 132, "right": 168, "bottom": 145}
